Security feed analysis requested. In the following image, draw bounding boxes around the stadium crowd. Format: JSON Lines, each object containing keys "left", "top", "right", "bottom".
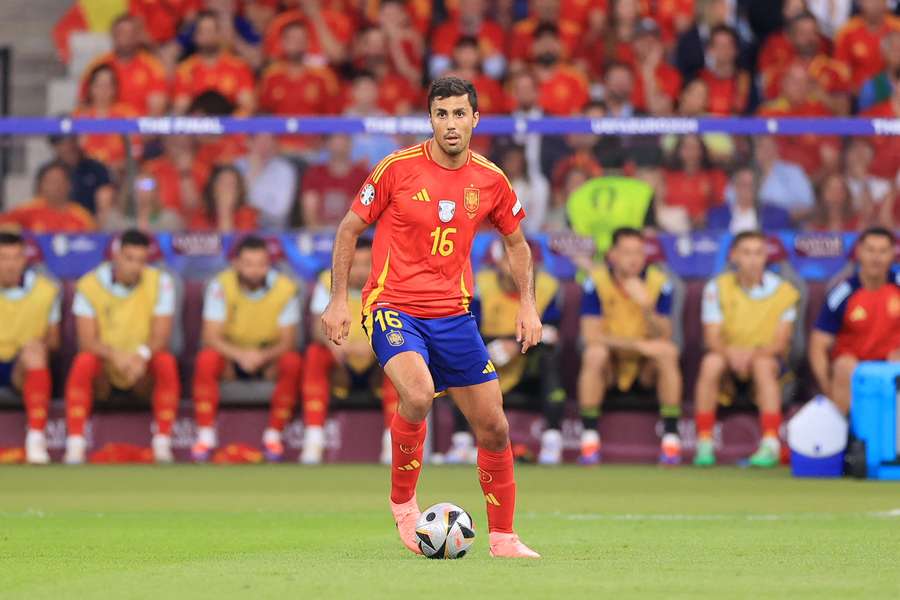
{"left": 0, "top": 0, "right": 897, "bottom": 233}
{"left": 0, "top": 1, "right": 899, "bottom": 466}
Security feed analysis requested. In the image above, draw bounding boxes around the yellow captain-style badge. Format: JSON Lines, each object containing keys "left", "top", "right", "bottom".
{"left": 387, "top": 330, "right": 405, "bottom": 347}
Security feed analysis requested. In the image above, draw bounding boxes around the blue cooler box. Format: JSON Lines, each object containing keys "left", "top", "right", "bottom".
{"left": 787, "top": 395, "right": 848, "bottom": 478}
{"left": 850, "top": 362, "right": 900, "bottom": 481}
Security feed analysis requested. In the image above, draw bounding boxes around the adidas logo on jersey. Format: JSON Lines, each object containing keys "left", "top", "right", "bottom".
{"left": 412, "top": 188, "right": 431, "bottom": 202}
{"left": 397, "top": 459, "right": 421, "bottom": 471}
{"left": 482, "top": 361, "right": 496, "bottom": 374}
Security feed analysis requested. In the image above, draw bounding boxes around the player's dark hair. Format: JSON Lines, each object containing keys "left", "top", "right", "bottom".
{"left": 858, "top": 226, "right": 897, "bottom": 246}
{"left": 234, "top": 234, "right": 268, "bottom": 256}
{"left": 611, "top": 227, "right": 643, "bottom": 247}
{"left": 34, "top": 160, "right": 70, "bottom": 194}
{"left": 120, "top": 229, "right": 151, "bottom": 249}
{"left": 454, "top": 35, "right": 479, "bottom": 50}
{"left": 0, "top": 231, "right": 24, "bottom": 247}
{"left": 427, "top": 76, "right": 478, "bottom": 113}
{"left": 708, "top": 24, "right": 739, "bottom": 48}
{"left": 188, "top": 90, "right": 234, "bottom": 116}
{"left": 195, "top": 9, "right": 219, "bottom": 29}
{"left": 533, "top": 23, "right": 560, "bottom": 40}
{"left": 729, "top": 230, "right": 766, "bottom": 251}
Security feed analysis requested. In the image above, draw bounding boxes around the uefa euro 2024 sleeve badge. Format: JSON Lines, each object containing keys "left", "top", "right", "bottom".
{"left": 360, "top": 183, "right": 375, "bottom": 206}
{"left": 438, "top": 200, "right": 456, "bottom": 223}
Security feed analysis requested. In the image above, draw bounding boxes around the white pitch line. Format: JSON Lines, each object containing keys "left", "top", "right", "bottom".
{"left": 522, "top": 510, "right": 900, "bottom": 521}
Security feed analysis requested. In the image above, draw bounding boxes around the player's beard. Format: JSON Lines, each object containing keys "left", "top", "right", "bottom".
{"left": 439, "top": 133, "right": 468, "bottom": 156}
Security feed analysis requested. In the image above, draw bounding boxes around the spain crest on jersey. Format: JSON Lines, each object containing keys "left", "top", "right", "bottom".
{"left": 464, "top": 187, "right": 480, "bottom": 218}
{"left": 438, "top": 200, "right": 456, "bottom": 223}
{"left": 386, "top": 329, "right": 405, "bottom": 347}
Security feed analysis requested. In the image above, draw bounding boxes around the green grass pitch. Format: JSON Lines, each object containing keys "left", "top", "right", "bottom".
{"left": 3, "top": 465, "right": 900, "bottom": 599}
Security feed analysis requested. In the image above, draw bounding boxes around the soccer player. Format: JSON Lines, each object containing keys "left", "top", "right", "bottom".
{"left": 0, "top": 232, "right": 60, "bottom": 464}
{"left": 64, "top": 230, "right": 180, "bottom": 464}
{"left": 693, "top": 232, "right": 801, "bottom": 468}
{"left": 809, "top": 227, "right": 900, "bottom": 415}
{"left": 303, "top": 238, "right": 399, "bottom": 465}
{"left": 191, "top": 236, "right": 303, "bottom": 462}
{"left": 578, "top": 228, "right": 683, "bottom": 465}
{"left": 444, "top": 242, "right": 566, "bottom": 465}
{"left": 321, "top": 77, "right": 541, "bottom": 558}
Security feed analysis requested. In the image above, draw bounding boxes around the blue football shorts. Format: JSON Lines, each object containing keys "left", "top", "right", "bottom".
{"left": 363, "top": 307, "right": 498, "bottom": 393}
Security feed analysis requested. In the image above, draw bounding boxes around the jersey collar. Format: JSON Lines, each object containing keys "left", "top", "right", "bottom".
{"left": 422, "top": 139, "right": 471, "bottom": 169}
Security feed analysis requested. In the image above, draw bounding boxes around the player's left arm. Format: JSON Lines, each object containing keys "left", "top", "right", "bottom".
{"left": 260, "top": 295, "right": 300, "bottom": 364}
{"left": 757, "top": 304, "right": 797, "bottom": 359}
{"left": 501, "top": 227, "right": 541, "bottom": 353}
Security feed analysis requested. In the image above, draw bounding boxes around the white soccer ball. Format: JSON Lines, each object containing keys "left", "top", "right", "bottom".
{"left": 415, "top": 502, "right": 476, "bottom": 559}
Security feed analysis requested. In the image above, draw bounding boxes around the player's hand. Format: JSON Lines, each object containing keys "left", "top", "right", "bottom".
{"left": 129, "top": 353, "right": 148, "bottom": 383}
{"left": 516, "top": 303, "right": 542, "bottom": 354}
{"left": 621, "top": 277, "right": 653, "bottom": 310}
{"left": 634, "top": 339, "right": 674, "bottom": 360}
{"left": 321, "top": 300, "right": 352, "bottom": 346}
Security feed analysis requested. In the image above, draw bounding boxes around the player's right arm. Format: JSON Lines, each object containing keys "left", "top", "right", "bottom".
{"left": 200, "top": 279, "right": 257, "bottom": 371}
{"left": 321, "top": 211, "right": 369, "bottom": 345}
{"left": 809, "top": 280, "right": 849, "bottom": 398}
{"left": 322, "top": 161, "right": 394, "bottom": 345}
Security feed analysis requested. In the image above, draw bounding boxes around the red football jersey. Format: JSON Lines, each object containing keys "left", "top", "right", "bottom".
{"left": 352, "top": 142, "right": 525, "bottom": 319}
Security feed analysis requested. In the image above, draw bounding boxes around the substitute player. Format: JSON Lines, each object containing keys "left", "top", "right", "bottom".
{"left": 321, "top": 77, "right": 541, "bottom": 558}
{"left": 578, "top": 228, "right": 683, "bottom": 465}
{"left": 192, "top": 235, "right": 303, "bottom": 462}
{"left": 809, "top": 227, "right": 900, "bottom": 415}
{"left": 64, "top": 230, "right": 180, "bottom": 464}
{"left": 303, "top": 238, "right": 399, "bottom": 465}
{"left": 693, "top": 231, "right": 800, "bottom": 468}
{"left": 0, "top": 232, "right": 60, "bottom": 464}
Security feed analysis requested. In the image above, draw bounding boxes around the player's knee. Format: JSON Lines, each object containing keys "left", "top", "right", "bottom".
{"left": 581, "top": 343, "right": 610, "bottom": 371}
{"left": 750, "top": 354, "right": 777, "bottom": 378}
{"left": 652, "top": 340, "right": 680, "bottom": 364}
{"left": 699, "top": 352, "right": 727, "bottom": 378}
{"left": 19, "top": 340, "right": 48, "bottom": 370}
{"left": 475, "top": 414, "right": 509, "bottom": 451}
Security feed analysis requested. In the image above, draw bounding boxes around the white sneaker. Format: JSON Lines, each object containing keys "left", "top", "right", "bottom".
{"left": 379, "top": 428, "right": 392, "bottom": 465}
{"left": 64, "top": 435, "right": 87, "bottom": 465}
{"left": 152, "top": 434, "right": 174, "bottom": 464}
{"left": 25, "top": 429, "right": 50, "bottom": 465}
{"left": 538, "top": 429, "right": 563, "bottom": 465}
{"left": 301, "top": 425, "right": 325, "bottom": 465}
{"left": 445, "top": 431, "right": 477, "bottom": 465}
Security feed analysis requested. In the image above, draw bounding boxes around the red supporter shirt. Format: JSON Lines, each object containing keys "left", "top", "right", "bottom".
{"left": 80, "top": 51, "right": 168, "bottom": 114}
{"left": 188, "top": 205, "right": 258, "bottom": 231}
{"left": 699, "top": 69, "right": 751, "bottom": 115}
{"left": 173, "top": 53, "right": 255, "bottom": 108}
{"left": 351, "top": 142, "right": 525, "bottom": 318}
{"left": 632, "top": 63, "right": 683, "bottom": 111}
{"left": 816, "top": 270, "right": 900, "bottom": 360}
{"left": 508, "top": 18, "right": 582, "bottom": 61}
{"left": 130, "top": 0, "right": 200, "bottom": 44}
{"left": 258, "top": 62, "right": 342, "bottom": 115}
{"left": 74, "top": 103, "right": 142, "bottom": 166}
{"left": 537, "top": 66, "right": 590, "bottom": 116}
{"left": 0, "top": 198, "right": 96, "bottom": 233}
{"left": 662, "top": 169, "right": 726, "bottom": 219}
{"left": 263, "top": 9, "right": 354, "bottom": 60}
{"left": 835, "top": 15, "right": 900, "bottom": 88}
{"left": 302, "top": 162, "right": 369, "bottom": 226}
{"left": 757, "top": 98, "right": 838, "bottom": 175}
{"left": 431, "top": 19, "right": 506, "bottom": 57}
{"left": 762, "top": 55, "right": 852, "bottom": 99}
{"left": 862, "top": 100, "right": 900, "bottom": 179}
